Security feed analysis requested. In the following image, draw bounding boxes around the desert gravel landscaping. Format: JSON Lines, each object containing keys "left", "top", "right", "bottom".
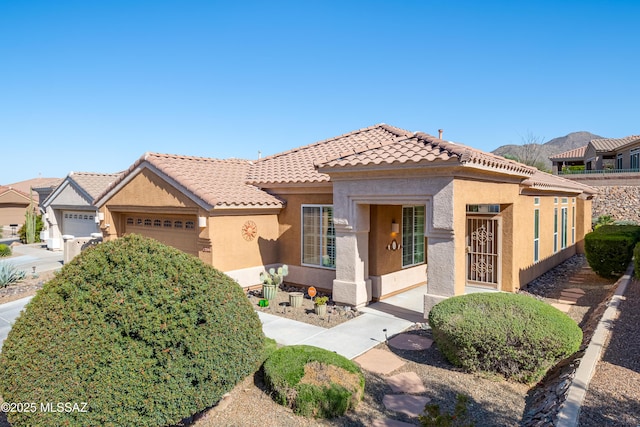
{"left": 1, "top": 254, "right": 637, "bottom": 426}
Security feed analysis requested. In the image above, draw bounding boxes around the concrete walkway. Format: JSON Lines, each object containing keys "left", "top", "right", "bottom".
{"left": 0, "top": 242, "right": 63, "bottom": 274}
{"left": 259, "top": 284, "right": 427, "bottom": 360}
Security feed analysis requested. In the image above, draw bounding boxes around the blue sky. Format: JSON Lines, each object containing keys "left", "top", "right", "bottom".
{"left": 1, "top": 0, "right": 639, "bottom": 184}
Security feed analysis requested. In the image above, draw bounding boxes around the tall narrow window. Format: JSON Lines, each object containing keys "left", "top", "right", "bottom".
{"left": 631, "top": 149, "right": 640, "bottom": 170}
{"left": 553, "top": 207, "right": 558, "bottom": 253}
{"left": 561, "top": 207, "right": 568, "bottom": 249}
{"left": 302, "top": 205, "right": 335, "bottom": 268}
{"left": 402, "top": 205, "right": 425, "bottom": 267}
{"left": 534, "top": 208, "right": 540, "bottom": 263}
{"left": 572, "top": 206, "right": 576, "bottom": 244}
{"left": 616, "top": 153, "right": 623, "bottom": 170}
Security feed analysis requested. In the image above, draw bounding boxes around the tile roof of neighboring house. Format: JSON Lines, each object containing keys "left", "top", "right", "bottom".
{"left": 590, "top": 135, "right": 640, "bottom": 152}
{"left": 0, "top": 185, "right": 30, "bottom": 199}
{"left": 248, "top": 124, "right": 537, "bottom": 184}
{"left": 6, "top": 177, "right": 62, "bottom": 194}
{"left": 247, "top": 124, "right": 414, "bottom": 184}
{"left": 97, "top": 153, "right": 283, "bottom": 208}
{"left": 549, "top": 146, "right": 587, "bottom": 161}
{"left": 318, "top": 131, "right": 538, "bottom": 176}
{"left": 523, "top": 170, "right": 598, "bottom": 195}
{"left": 68, "top": 172, "right": 123, "bottom": 200}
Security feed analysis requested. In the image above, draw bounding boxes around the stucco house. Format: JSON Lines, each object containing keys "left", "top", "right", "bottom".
{"left": 93, "top": 124, "right": 596, "bottom": 315}
{"left": 551, "top": 135, "right": 640, "bottom": 175}
{"left": 41, "top": 172, "right": 121, "bottom": 250}
{"left": 0, "top": 177, "right": 60, "bottom": 230}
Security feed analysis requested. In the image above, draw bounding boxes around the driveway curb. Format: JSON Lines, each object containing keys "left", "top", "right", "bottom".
{"left": 556, "top": 264, "right": 634, "bottom": 427}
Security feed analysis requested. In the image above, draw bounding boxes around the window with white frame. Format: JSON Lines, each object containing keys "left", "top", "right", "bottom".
{"left": 534, "top": 208, "right": 540, "bottom": 262}
{"left": 572, "top": 206, "right": 576, "bottom": 244}
{"left": 553, "top": 207, "right": 558, "bottom": 253}
{"left": 302, "top": 205, "right": 335, "bottom": 268}
{"left": 561, "top": 207, "right": 568, "bottom": 249}
{"left": 616, "top": 153, "right": 623, "bottom": 170}
{"left": 631, "top": 149, "right": 640, "bottom": 170}
{"left": 402, "top": 205, "right": 425, "bottom": 267}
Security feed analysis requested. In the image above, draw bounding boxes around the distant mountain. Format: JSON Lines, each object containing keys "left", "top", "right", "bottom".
{"left": 492, "top": 131, "right": 604, "bottom": 170}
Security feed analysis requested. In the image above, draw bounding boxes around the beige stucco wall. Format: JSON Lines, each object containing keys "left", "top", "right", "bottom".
{"left": 272, "top": 190, "right": 334, "bottom": 268}
{"left": 0, "top": 191, "right": 31, "bottom": 226}
{"left": 453, "top": 179, "right": 521, "bottom": 294}
{"left": 208, "top": 214, "right": 280, "bottom": 272}
{"left": 453, "top": 179, "right": 585, "bottom": 293}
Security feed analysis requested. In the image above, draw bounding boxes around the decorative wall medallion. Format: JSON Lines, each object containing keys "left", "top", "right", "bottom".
{"left": 241, "top": 220, "right": 258, "bottom": 241}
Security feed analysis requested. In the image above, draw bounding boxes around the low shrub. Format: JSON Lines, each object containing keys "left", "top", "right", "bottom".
{"left": 585, "top": 225, "right": 640, "bottom": 278}
{"left": 0, "top": 243, "right": 11, "bottom": 257}
{"left": 263, "top": 345, "right": 364, "bottom": 418}
{"left": 428, "top": 293, "right": 582, "bottom": 383}
{"left": 0, "top": 234, "right": 266, "bottom": 427}
{"left": 0, "top": 263, "right": 25, "bottom": 287}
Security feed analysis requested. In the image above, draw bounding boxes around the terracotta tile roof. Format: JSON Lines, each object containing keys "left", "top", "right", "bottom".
{"left": 249, "top": 124, "right": 536, "bottom": 183}
{"left": 97, "top": 153, "right": 283, "bottom": 208}
{"left": 247, "top": 124, "right": 413, "bottom": 184}
{"left": 6, "top": 177, "right": 62, "bottom": 194}
{"left": 69, "top": 172, "right": 123, "bottom": 200}
{"left": 523, "top": 170, "right": 598, "bottom": 195}
{"left": 0, "top": 185, "right": 30, "bottom": 199}
{"left": 590, "top": 135, "right": 640, "bottom": 152}
{"left": 317, "top": 130, "right": 537, "bottom": 176}
{"left": 549, "top": 145, "right": 587, "bottom": 161}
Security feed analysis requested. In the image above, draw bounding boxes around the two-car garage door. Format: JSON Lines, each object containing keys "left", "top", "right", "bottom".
{"left": 124, "top": 214, "right": 198, "bottom": 256}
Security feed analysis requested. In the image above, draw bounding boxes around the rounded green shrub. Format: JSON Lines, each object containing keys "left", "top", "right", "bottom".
{"left": 0, "top": 243, "right": 11, "bottom": 257}
{"left": 428, "top": 293, "right": 582, "bottom": 383}
{"left": 0, "top": 234, "right": 265, "bottom": 427}
{"left": 263, "top": 345, "right": 364, "bottom": 418}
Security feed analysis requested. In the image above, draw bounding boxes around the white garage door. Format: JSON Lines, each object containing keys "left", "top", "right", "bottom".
{"left": 124, "top": 214, "right": 198, "bottom": 255}
{"left": 63, "top": 211, "right": 98, "bottom": 237}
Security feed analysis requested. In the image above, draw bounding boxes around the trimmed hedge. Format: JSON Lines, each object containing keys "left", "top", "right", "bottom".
{"left": 585, "top": 225, "right": 640, "bottom": 278}
{"left": 263, "top": 345, "right": 364, "bottom": 418}
{"left": 0, "top": 234, "right": 265, "bottom": 427}
{"left": 428, "top": 293, "right": 582, "bottom": 383}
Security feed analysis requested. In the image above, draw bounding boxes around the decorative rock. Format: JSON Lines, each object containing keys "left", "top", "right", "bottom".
{"left": 383, "top": 394, "right": 431, "bottom": 418}
{"left": 386, "top": 372, "right": 427, "bottom": 394}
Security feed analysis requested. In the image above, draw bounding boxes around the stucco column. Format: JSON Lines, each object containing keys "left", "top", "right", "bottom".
{"left": 423, "top": 234, "right": 456, "bottom": 316}
{"left": 332, "top": 203, "right": 371, "bottom": 307}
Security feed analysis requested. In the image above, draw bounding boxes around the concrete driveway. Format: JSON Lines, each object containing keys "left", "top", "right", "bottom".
{"left": 0, "top": 240, "right": 63, "bottom": 348}
{"left": 0, "top": 296, "right": 33, "bottom": 345}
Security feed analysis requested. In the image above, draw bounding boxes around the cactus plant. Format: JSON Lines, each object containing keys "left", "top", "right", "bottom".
{"left": 260, "top": 264, "right": 289, "bottom": 287}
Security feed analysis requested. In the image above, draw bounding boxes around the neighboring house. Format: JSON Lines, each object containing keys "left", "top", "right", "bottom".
{"left": 93, "top": 124, "right": 596, "bottom": 316}
{"left": 0, "top": 177, "right": 60, "bottom": 228}
{"left": 0, "top": 186, "right": 32, "bottom": 228}
{"left": 551, "top": 135, "right": 640, "bottom": 175}
{"left": 41, "top": 172, "right": 121, "bottom": 250}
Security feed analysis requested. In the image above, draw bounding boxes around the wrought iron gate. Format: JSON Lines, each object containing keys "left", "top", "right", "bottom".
{"left": 466, "top": 216, "right": 500, "bottom": 287}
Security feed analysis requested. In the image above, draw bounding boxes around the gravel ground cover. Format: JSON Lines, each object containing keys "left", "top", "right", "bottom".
{"left": 0, "top": 254, "right": 631, "bottom": 426}
{"left": 248, "top": 286, "right": 360, "bottom": 328}
{"left": 578, "top": 277, "right": 640, "bottom": 427}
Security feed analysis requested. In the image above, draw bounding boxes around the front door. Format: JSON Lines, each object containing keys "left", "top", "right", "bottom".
{"left": 466, "top": 216, "right": 500, "bottom": 288}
